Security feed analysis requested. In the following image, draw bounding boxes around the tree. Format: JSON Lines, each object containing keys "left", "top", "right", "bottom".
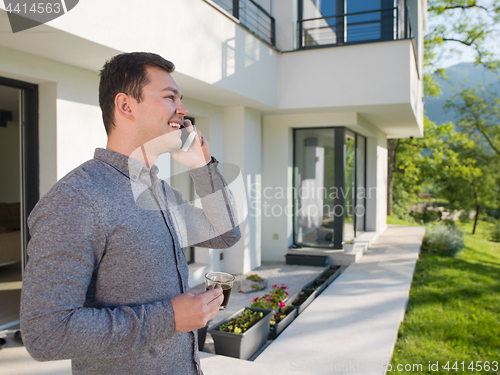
{"left": 425, "top": 0, "right": 500, "bottom": 96}
{"left": 387, "top": 0, "right": 500, "bottom": 216}
{"left": 445, "top": 84, "right": 500, "bottom": 157}
{"left": 426, "top": 121, "right": 499, "bottom": 233}
{"left": 390, "top": 117, "right": 499, "bottom": 234}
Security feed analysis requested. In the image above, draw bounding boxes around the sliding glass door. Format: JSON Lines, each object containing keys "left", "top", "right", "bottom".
{"left": 293, "top": 128, "right": 335, "bottom": 248}
{"left": 293, "top": 127, "right": 366, "bottom": 249}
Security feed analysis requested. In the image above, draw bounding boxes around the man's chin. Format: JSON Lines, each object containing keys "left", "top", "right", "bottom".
{"left": 154, "top": 133, "right": 182, "bottom": 153}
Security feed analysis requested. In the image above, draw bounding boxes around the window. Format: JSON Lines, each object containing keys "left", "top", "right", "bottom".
{"left": 298, "top": 0, "right": 409, "bottom": 49}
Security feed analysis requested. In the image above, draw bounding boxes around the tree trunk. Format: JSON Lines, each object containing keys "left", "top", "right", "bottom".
{"left": 387, "top": 139, "right": 397, "bottom": 216}
{"left": 472, "top": 186, "right": 479, "bottom": 235}
{"left": 472, "top": 203, "right": 480, "bottom": 234}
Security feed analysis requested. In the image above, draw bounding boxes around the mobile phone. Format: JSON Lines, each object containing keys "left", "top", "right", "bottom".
{"left": 180, "top": 123, "right": 196, "bottom": 152}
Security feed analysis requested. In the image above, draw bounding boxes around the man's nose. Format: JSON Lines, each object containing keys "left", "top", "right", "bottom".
{"left": 176, "top": 102, "right": 188, "bottom": 117}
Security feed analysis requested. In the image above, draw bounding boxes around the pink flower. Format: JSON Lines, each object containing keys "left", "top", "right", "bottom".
{"left": 279, "top": 302, "right": 286, "bottom": 309}
{"left": 285, "top": 292, "right": 289, "bottom": 296}
{"left": 273, "top": 284, "right": 277, "bottom": 288}
{"left": 253, "top": 297, "right": 258, "bottom": 302}
{"left": 265, "top": 298, "right": 270, "bottom": 302}
{"left": 281, "top": 285, "right": 287, "bottom": 290}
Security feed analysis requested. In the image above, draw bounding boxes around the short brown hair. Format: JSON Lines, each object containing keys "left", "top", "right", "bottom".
{"left": 99, "top": 52, "right": 175, "bottom": 135}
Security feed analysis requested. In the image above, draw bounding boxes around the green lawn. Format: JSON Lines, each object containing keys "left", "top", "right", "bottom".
{"left": 387, "top": 216, "right": 422, "bottom": 226}
{"left": 390, "top": 220, "right": 500, "bottom": 374}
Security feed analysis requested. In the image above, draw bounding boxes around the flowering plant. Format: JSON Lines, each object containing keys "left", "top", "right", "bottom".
{"left": 250, "top": 284, "right": 289, "bottom": 310}
{"left": 270, "top": 306, "right": 294, "bottom": 325}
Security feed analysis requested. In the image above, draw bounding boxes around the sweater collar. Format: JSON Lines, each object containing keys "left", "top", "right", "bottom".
{"left": 93, "top": 148, "right": 159, "bottom": 183}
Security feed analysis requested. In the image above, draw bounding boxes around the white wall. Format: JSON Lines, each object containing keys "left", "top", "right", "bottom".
{"left": 279, "top": 40, "right": 412, "bottom": 109}
{"left": 273, "top": 0, "right": 297, "bottom": 51}
{"left": 0, "top": 45, "right": 107, "bottom": 197}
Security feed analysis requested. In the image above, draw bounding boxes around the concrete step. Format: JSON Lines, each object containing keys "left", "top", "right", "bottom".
{"left": 286, "top": 229, "right": 385, "bottom": 266}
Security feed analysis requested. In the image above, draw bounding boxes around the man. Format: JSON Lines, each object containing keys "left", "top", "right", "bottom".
{"left": 20, "top": 52, "right": 241, "bottom": 375}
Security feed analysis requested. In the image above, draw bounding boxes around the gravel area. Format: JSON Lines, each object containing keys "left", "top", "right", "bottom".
{"left": 191, "top": 261, "right": 331, "bottom": 356}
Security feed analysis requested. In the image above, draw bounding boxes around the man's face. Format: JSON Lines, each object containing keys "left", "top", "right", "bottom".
{"left": 132, "top": 67, "right": 187, "bottom": 150}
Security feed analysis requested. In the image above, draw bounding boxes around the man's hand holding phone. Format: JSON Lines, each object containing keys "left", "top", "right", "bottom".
{"left": 171, "top": 119, "right": 211, "bottom": 169}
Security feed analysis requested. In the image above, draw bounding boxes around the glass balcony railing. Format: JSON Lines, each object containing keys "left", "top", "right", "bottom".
{"left": 211, "top": 0, "right": 276, "bottom": 47}
{"left": 297, "top": 6, "right": 413, "bottom": 49}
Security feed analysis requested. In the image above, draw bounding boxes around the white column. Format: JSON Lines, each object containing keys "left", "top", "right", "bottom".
{"left": 365, "top": 133, "right": 387, "bottom": 232}
{"left": 223, "top": 106, "right": 262, "bottom": 275}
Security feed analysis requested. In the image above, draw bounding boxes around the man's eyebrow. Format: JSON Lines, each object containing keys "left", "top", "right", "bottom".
{"left": 162, "top": 86, "right": 183, "bottom": 99}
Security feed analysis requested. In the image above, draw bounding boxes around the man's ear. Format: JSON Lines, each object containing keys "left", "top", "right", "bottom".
{"left": 115, "top": 93, "right": 135, "bottom": 121}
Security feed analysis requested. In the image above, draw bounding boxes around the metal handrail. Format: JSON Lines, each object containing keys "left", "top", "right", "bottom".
{"left": 211, "top": 0, "right": 276, "bottom": 46}
{"left": 299, "top": 7, "right": 398, "bottom": 23}
{"left": 297, "top": 6, "right": 411, "bottom": 49}
{"left": 247, "top": 0, "right": 272, "bottom": 19}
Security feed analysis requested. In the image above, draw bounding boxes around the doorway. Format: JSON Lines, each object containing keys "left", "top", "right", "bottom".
{"left": 0, "top": 77, "right": 39, "bottom": 330}
{"left": 293, "top": 127, "right": 366, "bottom": 250}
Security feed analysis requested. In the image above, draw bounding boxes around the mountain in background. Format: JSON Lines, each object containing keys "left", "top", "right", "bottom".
{"left": 424, "top": 62, "right": 500, "bottom": 125}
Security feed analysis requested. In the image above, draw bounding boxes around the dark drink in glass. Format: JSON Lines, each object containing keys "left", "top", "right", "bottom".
{"left": 205, "top": 272, "right": 235, "bottom": 310}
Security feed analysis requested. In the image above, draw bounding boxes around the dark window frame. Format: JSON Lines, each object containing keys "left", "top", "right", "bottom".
{"left": 0, "top": 76, "right": 39, "bottom": 270}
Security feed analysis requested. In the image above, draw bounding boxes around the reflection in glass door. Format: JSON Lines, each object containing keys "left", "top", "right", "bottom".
{"left": 344, "top": 131, "right": 356, "bottom": 243}
{"left": 293, "top": 128, "right": 335, "bottom": 248}
{"left": 356, "top": 135, "right": 366, "bottom": 232}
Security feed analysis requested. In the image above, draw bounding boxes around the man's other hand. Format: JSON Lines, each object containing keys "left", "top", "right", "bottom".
{"left": 170, "top": 285, "right": 223, "bottom": 332}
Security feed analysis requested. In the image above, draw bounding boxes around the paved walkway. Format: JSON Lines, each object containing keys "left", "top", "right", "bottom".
{"left": 0, "top": 225, "right": 424, "bottom": 375}
{"left": 200, "top": 225, "right": 425, "bottom": 375}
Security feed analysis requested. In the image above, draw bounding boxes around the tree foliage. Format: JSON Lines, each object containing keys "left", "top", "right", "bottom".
{"left": 445, "top": 84, "right": 500, "bottom": 157}
{"left": 391, "top": 117, "right": 500, "bottom": 233}
{"left": 424, "top": 0, "right": 500, "bottom": 96}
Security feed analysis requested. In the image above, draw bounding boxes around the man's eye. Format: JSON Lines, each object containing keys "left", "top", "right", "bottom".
{"left": 164, "top": 96, "right": 175, "bottom": 101}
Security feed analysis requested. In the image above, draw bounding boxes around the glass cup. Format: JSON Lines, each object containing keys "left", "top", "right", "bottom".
{"left": 205, "top": 272, "right": 235, "bottom": 310}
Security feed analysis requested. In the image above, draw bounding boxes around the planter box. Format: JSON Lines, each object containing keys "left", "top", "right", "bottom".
{"left": 250, "top": 307, "right": 297, "bottom": 339}
{"left": 316, "top": 265, "right": 342, "bottom": 287}
{"left": 197, "top": 323, "right": 208, "bottom": 351}
{"left": 285, "top": 254, "right": 328, "bottom": 267}
{"left": 268, "top": 306, "right": 297, "bottom": 340}
{"left": 303, "top": 278, "right": 328, "bottom": 295}
{"left": 208, "top": 308, "right": 273, "bottom": 360}
{"left": 288, "top": 288, "right": 319, "bottom": 315}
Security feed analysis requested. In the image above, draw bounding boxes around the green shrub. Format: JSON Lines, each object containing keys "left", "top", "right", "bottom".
{"left": 246, "top": 274, "right": 263, "bottom": 282}
{"left": 488, "top": 222, "right": 500, "bottom": 243}
{"left": 421, "top": 222, "right": 464, "bottom": 257}
{"left": 411, "top": 209, "right": 441, "bottom": 224}
{"left": 459, "top": 210, "right": 470, "bottom": 222}
{"left": 479, "top": 213, "right": 497, "bottom": 224}
{"left": 391, "top": 204, "right": 417, "bottom": 224}
{"left": 441, "top": 219, "right": 456, "bottom": 229}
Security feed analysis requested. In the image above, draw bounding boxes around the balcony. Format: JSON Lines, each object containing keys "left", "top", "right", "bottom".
{"left": 210, "top": 0, "right": 276, "bottom": 47}
{"left": 297, "top": 6, "right": 413, "bottom": 49}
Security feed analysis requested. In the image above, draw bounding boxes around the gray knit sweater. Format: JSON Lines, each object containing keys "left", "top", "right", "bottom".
{"left": 20, "top": 148, "right": 241, "bottom": 374}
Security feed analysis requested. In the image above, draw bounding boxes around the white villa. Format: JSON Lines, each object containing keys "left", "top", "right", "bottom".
{"left": 0, "top": 0, "right": 425, "bottom": 305}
